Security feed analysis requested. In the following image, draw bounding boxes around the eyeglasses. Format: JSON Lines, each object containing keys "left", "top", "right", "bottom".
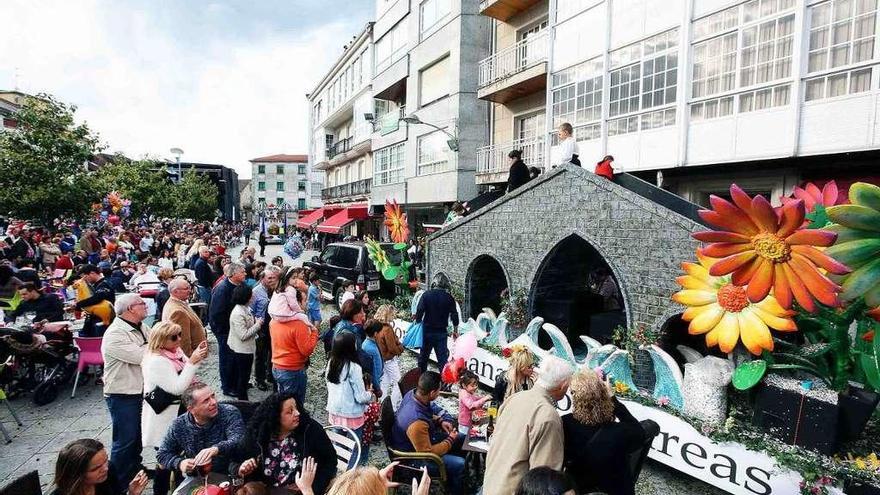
{"left": 130, "top": 302, "right": 147, "bottom": 309}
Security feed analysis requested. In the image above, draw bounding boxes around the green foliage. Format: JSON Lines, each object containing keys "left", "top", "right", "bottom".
{"left": 173, "top": 167, "right": 218, "bottom": 221}
{"left": 94, "top": 156, "right": 175, "bottom": 217}
{"left": 500, "top": 288, "right": 529, "bottom": 329}
{"left": 375, "top": 292, "right": 414, "bottom": 320}
{"left": 0, "top": 93, "right": 103, "bottom": 225}
{"left": 612, "top": 323, "right": 660, "bottom": 355}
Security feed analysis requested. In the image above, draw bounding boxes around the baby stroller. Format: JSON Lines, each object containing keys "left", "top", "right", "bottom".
{"left": 0, "top": 326, "right": 78, "bottom": 406}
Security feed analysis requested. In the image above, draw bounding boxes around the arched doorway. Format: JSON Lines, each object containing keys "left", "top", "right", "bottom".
{"left": 530, "top": 234, "right": 626, "bottom": 354}
{"left": 467, "top": 255, "right": 509, "bottom": 319}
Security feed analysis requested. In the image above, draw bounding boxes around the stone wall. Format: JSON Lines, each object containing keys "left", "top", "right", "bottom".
{"left": 426, "top": 164, "right": 704, "bottom": 334}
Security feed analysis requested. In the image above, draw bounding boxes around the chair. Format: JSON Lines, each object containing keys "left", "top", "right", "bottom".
{"left": 0, "top": 357, "right": 24, "bottom": 444}
{"left": 0, "top": 470, "right": 41, "bottom": 495}
{"left": 71, "top": 336, "right": 104, "bottom": 398}
{"left": 323, "top": 425, "right": 361, "bottom": 472}
{"left": 0, "top": 292, "right": 22, "bottom": 313}
{"left": 379, "top": 396, "right": 447, "bottom": 493}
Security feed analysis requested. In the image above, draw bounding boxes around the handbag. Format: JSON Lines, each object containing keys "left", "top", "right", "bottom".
{"left": 144, "top": 386, "right": 180, "bottom": 414}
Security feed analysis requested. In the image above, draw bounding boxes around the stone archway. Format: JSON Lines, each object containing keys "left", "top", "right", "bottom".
{"left": 529, "top": 234, "right": 627, "bottom": 354}
{"left": 466, "top": 255, "right": 509, "bottom": 319}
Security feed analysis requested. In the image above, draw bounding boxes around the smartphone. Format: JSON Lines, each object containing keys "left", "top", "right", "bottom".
{"left": 395, "top": 464, "right": 426, "bottom": 475}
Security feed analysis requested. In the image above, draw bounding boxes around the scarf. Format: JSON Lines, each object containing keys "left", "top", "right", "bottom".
{"left": 160, "top": 348, "right": 187, "bottom": 374}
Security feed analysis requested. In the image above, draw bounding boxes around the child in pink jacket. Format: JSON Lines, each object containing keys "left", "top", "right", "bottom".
{"left": 458, "top": 370, "right": 491, "bottom": 435}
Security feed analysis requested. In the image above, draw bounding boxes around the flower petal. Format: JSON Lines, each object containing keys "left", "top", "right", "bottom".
{"left": 689, "top": 303, "right": 726, "bottom": 335}
{"left": 754, "top": 296, "right": 791, "bottom": 317}
{"left": 750, "top": 304, "right": 798, "bottom": 332}
{"left": 738, "top": 310, "right": 773, "bottom": 355}
{"left": 676, "top": 275, "right": 713, "bottom": 290}
{"left": 682, "top": 306, "right": 703, "bottom": 321}
{"left": 730, "top": 185, "right": 755, "bottom": 214}
{"left": 750, "top": 195, "right": 782, "bottom": 233}
{"left": 682, "top": 261, "right": 711, "bottom": 283}
{"left": 777, "top": 200, "right": 806, "bottom": 238}
{"left": 709, "top": 251, "right": 758, "bottom": 276}
{"left": 791, "top": 245, "right": 852, "bottom": 275}
{"left": 785, "top": 229, "right": 837, "bottom": 247}
{"left": 773, "top": 263, "right": 793, "bottom": 310}
{"left": 716, "top": 312, "right": 741, "bottom": 353}
{"left": 746, "top": 259, "right": 775, "bottom": 303}
{"left": 790, "top": 253, "right": 842, "bottom": 307}
{"left": 822, "top": 181, "right": 839, "bottom": 206}
{"left": 710, "top": 195, "right": 761, "bottom": 233}
{"left": 699, "top": 210, "right": 759, "bottom": 236}
{"left": 692, "top": 231, "right": 753, "bottom": 243}
{"left": 731, "top": 256, "right": 763, "bottom": 286}
{"left": 782, "top": 263, "right": 816, "bottom": 312}
{"left": 705, "top": 327, "right": 720, "bottom": 348}
{"left": 672, "top": 290, "right": 717, "bottom": 306}
{"left": 703, "top": 242, "right": 753, "bottom": 258}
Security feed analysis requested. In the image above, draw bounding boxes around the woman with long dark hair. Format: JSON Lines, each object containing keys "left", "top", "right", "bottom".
{"left": 232, "top": 393, "right": 337, "bottom": 494}
{"left": 50, "top": 439, "right": 148, "bottom": 495}
{"left": 325, "top": 331, "right": 374, "bottom": 464}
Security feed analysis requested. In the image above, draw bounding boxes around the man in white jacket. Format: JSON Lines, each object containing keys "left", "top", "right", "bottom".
{"left": 101, "top": 293, "right": 152, "bottom": 486}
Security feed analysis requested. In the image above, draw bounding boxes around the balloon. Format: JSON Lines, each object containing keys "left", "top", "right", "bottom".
{"left": 100, "top": 210, "right": 109, "bottom": 219}
{"left": 108, "top": 214, "right": 120, "bottom": 225}
{"left": 453, "top": 333, "right": 478, "bottom": 361}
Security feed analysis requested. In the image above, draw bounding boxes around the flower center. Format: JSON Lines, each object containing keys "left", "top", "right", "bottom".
{"left": 717, "top": 284, "right": 749, "bottom": 312}
{"left": 751, "top": 233, "right": 791, "bottom": 262}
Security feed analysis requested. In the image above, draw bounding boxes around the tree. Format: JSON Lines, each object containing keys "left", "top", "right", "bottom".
{"left": 0, "top": 93, "right": 103, "bottom": 225}
{"left": 173, "top": 168, "right": 218, "bottom": 221}
{"left": 94, "top": 155, "right": 175, "bottom": 218}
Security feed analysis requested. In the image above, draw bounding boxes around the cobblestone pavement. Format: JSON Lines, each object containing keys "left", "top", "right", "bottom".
{"left": 0, "top": 242, "right": 721, "bottom": 495}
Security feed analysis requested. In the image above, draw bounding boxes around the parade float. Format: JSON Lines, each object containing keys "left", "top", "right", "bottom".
{"left": 387, "top": 175, "right": 880, "bottom": 495}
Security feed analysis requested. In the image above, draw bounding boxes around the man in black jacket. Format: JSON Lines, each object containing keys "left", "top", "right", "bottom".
{"left": 505, "top": 149, "right": 530, "bottom": 193}
{"left": 414, "top": 273, "right": 459, "bottom": 373}
{"left": 5, "top": 282, "right": 65, "bottom": 323}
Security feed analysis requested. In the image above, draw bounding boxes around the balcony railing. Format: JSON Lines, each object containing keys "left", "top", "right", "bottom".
{"left": 326, "top": 137, "right": 353, "bottom": 159}
{"left": 476, "top": 136, "right": 546, "bottom": 175}
{"left": 321, "top": 178, "right": 372, "bottom": 201}
{"left": 478, "top": 31, "right": 548, "bottom": 88}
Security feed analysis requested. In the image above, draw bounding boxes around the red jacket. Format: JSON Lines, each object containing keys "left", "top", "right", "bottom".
{"left": 595, "top": 159, "right": 614, "bottom": 180}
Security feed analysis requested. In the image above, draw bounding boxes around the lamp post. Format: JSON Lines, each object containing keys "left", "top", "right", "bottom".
{"left": 170, "top": 147, "right": 184, "bottom": 182}
{"left": 400, "top": 115, "right": 459, "bottom": 151}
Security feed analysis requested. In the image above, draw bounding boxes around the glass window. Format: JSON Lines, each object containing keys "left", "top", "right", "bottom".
{"left": 257, "top": 164, "right": 265, "bottom": 174}
{"left": 257, "top": 181, "right": 266, "bottom": 192}
{"left": 421, "top": 0, "right": 451, "bottom": 37}
{"left": 277, "top": 198, "right": 285, "bottom": 206}
{"left": 693, "top": 5, "right": 739, "bottom": 39}
{"left": 609, "top": 64, "right": 642, "bottom": 116}
{"left": 298, "top": 164, "right": 306, "bottom": 175}
{"left": 335, "top": 247, "right": 360, "bottom": 268}
{"left": 375, "top": 22, "right": 408, "bottom": 73}
{"left": 689, "top": 96, "right": 734, "bottom": 121}
{"left": 740, "top": 14, "right": 795, "bottom": 87}
{"left": 299, "top": 181, "right": 306, "bottom": 191}
{"left": 552, "top": 84, "right": 577, "bottom": 125}
{"left": 298, "top": 198, "right": 306, "bottom": 210}
{"left": 804, "top": 67, "right": 874, "bottom": 100}
{"left": 320, "top": 246, "right": 338, "bottom": 264}
{"left": 374, "top": 143, "right": 405, "bottom": 186}
{"left": 692, "top": 33, "right": 737, "bottom": 98}
{"left": 417, "top": 130, "right": 452, "bottom": 175}
{"left": 276, "top": 181, "right": 284, "bottom": 191}
{"left": 739, "top": 83, "right": 791, "bottom": 112}
{"left": 808, "top": 0, "right": 877, "bottom": 73}
{"left": 276, "top": 164, "right": 284, "bottom": 174}
{"left": 608, "top": 29, "right": 678, "bottom": 118}
{"left": 420, "top": 56, "right": 450, "bottom": 106}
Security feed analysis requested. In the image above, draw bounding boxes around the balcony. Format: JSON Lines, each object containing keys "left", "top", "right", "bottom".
{"left": 321, "top": 178, "right": 372, "bottom": 202}
{"left": 480, "top": 0, "right": 545, "bottom": 21}
{"left": 475, "top": 136, "right": 545, "bottom": 185}
{"left": 327, "top": 137, "right": 353, "bottom": 159}
{"left": 477, "top": 32, "right": 548, "bottom": 103}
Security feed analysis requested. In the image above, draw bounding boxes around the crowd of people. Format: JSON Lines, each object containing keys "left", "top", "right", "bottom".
{"left": 1, "top": 215, "right": 658, "bottom": 495}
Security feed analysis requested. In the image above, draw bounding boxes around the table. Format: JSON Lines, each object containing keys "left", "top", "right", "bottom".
{"left": 171, "top": 472, "right": 292, "bottom": 495}
{"left": 462, "top": 436, "right": 488, "bottom": 455}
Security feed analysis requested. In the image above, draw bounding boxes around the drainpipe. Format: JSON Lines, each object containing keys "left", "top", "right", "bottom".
{"left": 544, "top": 0, "right": 558, "bottom": 171}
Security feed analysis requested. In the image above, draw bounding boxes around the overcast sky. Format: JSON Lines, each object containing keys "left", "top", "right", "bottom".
{"left": 0, "top": 0, "right": 373, "bottom": 178}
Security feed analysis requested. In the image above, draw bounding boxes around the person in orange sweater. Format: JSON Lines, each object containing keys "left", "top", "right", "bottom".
{"left": 270, "top": 304, "right": 320, "bottom": 407}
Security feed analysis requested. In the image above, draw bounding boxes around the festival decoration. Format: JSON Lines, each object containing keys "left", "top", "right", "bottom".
{"left": 781, "top": 181, "right": 844, "bottom": 228}
{"left": 672, "top": 248, "right": 797, "bottom": 355}
{"left": 283, "top": 232, "right": 304, "bottom": 259}
{"left": 93, "top": 191, "right": 131, "bottom": 225}
{"left": 681, "top": 354, "right": 734, "bottom": 424}
{"left": 693, "top": 185, "right": 848, "bottom": 312}
{"left": 384, "top": 199, "right": 409, "bottom": 244}
{"left": 826, "top": 182, "right": 880, "bottom": 309}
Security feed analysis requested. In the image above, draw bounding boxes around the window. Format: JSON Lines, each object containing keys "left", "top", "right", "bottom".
{"left": 298, "top": 198, "right": 306, "bottom": 210}
{"left": 740, "top": 14, "right": 795, "bottom": 87}
{"left": 257, "top": 197, "right": 266, "bottom": 205}
{"left": 738, "top": 83, "right": 791, "bottom": 112}
{"left": 609, "top": 30, "right": 678, "bottom": 118}
{"left": 516, "top": 112, "right": 545, "bottom": 141}
{"left": 257, "top": 164, "right": 265, "bottom": 174}
{"left": 552, "top": 84, "right": 577, "bottom": 125}
{"left": 374, "top": 143, "right": 405, "bottom": 185}
{"left": 277, "top": 198, "right": 285, "bottom": 206}
{"left": 809, "top": 0, "right": 877, "bottom": 72}
{"left": 335, "top": 247, "right": 360, "bottom": 268}
{"left": 805, "top": 67, "right": 873, "bottom": 100}
{"left": 421, "top": 0, "right": 451, "bottom": 37}
{"left": 298, "top": 164, "right": 306, "bottom": 175}
{"left": 551, "top": 58, "right": 604, "bottom": 129}
{"left": 420, "top": 56, "right": 450, "bottom": 107}
{"left": 417, "top": 130, "right": 452, "bottom": 175}
{"left": 276, "top": 181, "right": 284, "bottom": 191}
{"left": 692, "top": 33, "right": 737, "bottom": 98}
{"left": 299, "top": 181, "right": 307, "bottom": 191}
{"left": 690, "top": 96, "right": 735, "bottom": 121}
{"left": 276, "top": 164, "right": 284, "bottom": 174}
{"left": 257, "top": 181, "right": 266, "bottom": 192}
{"left": 375, "top": 22, "right": 408, "bottom": 73}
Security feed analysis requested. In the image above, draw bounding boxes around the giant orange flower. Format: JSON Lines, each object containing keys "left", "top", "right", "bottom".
{"left": 673, "top": 249, "right": 797, "bottom": 355}
{"left": 693, "top": 185, "right": 849, "bottom": 312}
{"left": 384, "top": 199, "right": 409, "bottom": 244}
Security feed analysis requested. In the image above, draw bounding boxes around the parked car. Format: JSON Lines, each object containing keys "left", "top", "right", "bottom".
{"left": 303, "top": 241, "right": 401, "bottom": 308}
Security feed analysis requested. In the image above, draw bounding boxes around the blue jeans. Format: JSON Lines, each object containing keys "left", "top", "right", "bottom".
{"left": 105, "top": 394, "right": 143, "bottom": 486}
{"left": 418, "top": 331, "right": 449, "bottom": 373}
{"left": 351, "top": 424, "right": 371, "bottom": 466}
{"left": 273, "top": 368, "right": 307, "bottom": 406}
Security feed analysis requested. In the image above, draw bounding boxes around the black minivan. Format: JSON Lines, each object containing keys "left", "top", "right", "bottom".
{"left": 304, "top": 241, "right": 402, "bottom": 308}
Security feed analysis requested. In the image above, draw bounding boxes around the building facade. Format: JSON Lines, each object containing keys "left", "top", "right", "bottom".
{"left": 370, "top": 0, "right": 490, "bottom": 232}
{"left": 477, "top": 0, "right": 880, "bottom": 203}
{"left": 178, "top": 162, "right": 241, "bottom": 221}
{"left": 307, "top": 24, "right": 378, "bottom": 238}
{"left": 249, "top": 154, "right": 319, "bottom": 224}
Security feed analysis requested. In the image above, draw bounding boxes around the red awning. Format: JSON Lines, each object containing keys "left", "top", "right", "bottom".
{"left": 296, "top": 208, "right": 325, "bottom": 229}
{"left": 316, "top": 206, "right": 370, "bottom": 234}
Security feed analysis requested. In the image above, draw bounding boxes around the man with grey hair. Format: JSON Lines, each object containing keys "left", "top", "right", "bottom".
{"left": 101, "top": 292, "right": 152, "bottom": 486}
{"left": 250, "top": 265, "right": 281, "bottom": 390}
{"left": 162, "top": 278, "right": 206, "bottom": 356}
{"left": 192, "top": 246, "right": 214, "bottom": 314}
{"left": 482, "top": 355, "right": 573, "bottom": 495}
{"left": 209, "top": 261, "right": 247, "bottom": 396}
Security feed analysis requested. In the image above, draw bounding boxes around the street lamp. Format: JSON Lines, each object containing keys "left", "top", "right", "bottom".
{"left": 400, "top": 115, "right": 459, "bottom": 152}
{"left": 170, "top": 147, "right": 184, "bottom": 182}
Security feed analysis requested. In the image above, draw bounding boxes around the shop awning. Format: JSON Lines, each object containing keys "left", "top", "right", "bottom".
{"left": 316, "top": 205, "right": 370, "bottom": 234}
{"left": 296, "top": 208, "right": 325, "bottom": 229}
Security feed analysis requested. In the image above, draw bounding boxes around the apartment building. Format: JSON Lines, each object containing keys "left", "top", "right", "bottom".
{"left": 370, "top": 0, "right": 490, "bottom": 232}
{"left": 477, "top": 0, "right": 880, "bottom": 204}
{"left": 249, "top": 154, "right": 319, "bottom": 225}
{"left": 306, "top": 24, "right": 379, "bottom": 238}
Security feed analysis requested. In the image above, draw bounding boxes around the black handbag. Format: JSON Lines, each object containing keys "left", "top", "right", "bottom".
{"left": 144, "top": 386, "right": 180, "bottom": 414}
